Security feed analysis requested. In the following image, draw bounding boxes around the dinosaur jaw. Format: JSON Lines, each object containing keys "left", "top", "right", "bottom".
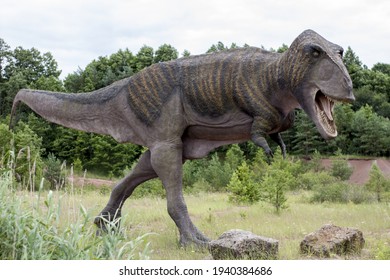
{"left": 314, "top": 90, "right": 337, "bottom": 139}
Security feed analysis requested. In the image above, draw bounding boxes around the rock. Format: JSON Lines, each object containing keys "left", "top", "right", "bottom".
{"left": 300, "top": 224, "right": 365, "bottom": 258}
{"left": 209, "top": 229, "right": 279, "bottom": 260}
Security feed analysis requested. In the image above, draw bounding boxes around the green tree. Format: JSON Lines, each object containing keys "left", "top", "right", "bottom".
{"left": 291, "top": 111, "right": 322, "bottom": 156}
{"left": 277, "top": 44, "right": 289, "bottom": 53}
{"left": 13, "top": 123, "right": 43, "bottom": 188}
{"left": 31, "top": 76, "right": 64, "bottom": 92}
{"left": 351, "top": 105, "right": 390, "bottom": 156}
{"left": 0, "top": 38, "right": 11, "bottom": 82}
{"left": 207, "top": 42, "right": 240, "bottom": 53}
{"left": 182, "top": 50, "right": 191, "bottom": 57}
{"left": 64, "top": 49, "right": 135, "bottom": 93}
{"left": 4, "top": 46, "right": 61, "bottom": 82}
{"left": 259, "top": 149, "right": 293, "bottom": 213}
{"left": 202, "top": 153, "right": 232, "bottom": 192}
{"left": 1, "top": 72, "right": 28, "bottom": 116}
{"left": 372, "top": 63, "right": 390, "bottom": 76}
{"left": 330, "top": 158, "right": 353, "bottom": 181}
{"left": 43, "top": 153, "right": 62, "bottom": 189}
{"left": 228, "top": 161, "right": 260, "bottom": 204}
{"left": 136, "top": 45, "right": 154, "bottom": 72}
{"left": 225, "top": 144, "right": 245, "bottom": 171}
{"left": 0, "top": 41, "right": 62, "bottom": 116}
{"left": 154, "top": 44, "right": 178, "bottom": 63}
{"left": 0, "top": 123, "right": 13, "bottom": 160}
{"left": 86, "top": 134, "right": 141, "bottom": 176}
{"left": 365, "top": 162, "right": 390, "bottom": 202}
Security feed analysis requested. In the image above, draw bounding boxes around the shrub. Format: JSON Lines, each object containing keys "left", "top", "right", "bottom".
{"left": 228, "top": 161, "right": 260, "bottom": 204}
{"left": 225, "top": 144, "right": 245, "bottom": 171}
{"left": 307, "top": 150, "right": 324, "bottom": 172}
{"left": 330, "top": 159, "right": 353, "bottom": 180}
{"left": 13, "top": 123, "right": 44, "bottom": 188}
{"left": 72, "top": 158, "right": 83, "bottom": 174}
{"left": 182, "top": 158, "right": 208, "bottom": 188}
{"left": 201, "top": 153, "right": 232, "bottom": 192}
{"left": 260, "top": 168, "right": 292, "bottom": 213}
{"left": 132, "top": 178, "right": 165, "bottom": 198}
{"left": 365, "top": 162, "right": 390, "bottom": 202}
{"left": 43, "top": 153, "right": 63, "bottom": 189}
{"left": 298, "top": 171, "right": 338, "bottom": 190}
{"left": 311, "top": 182, "right": 349, "bottom": 203}
{"left": 342, "top": 184, "right": 374, "bottom": 204}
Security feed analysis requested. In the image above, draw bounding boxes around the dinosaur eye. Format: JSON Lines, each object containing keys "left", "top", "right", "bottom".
{"left": 310, "top": 45, "right": 322, "bottom": 58}
{"left": 337, "top": 49, "right": 343, "bottom": 58}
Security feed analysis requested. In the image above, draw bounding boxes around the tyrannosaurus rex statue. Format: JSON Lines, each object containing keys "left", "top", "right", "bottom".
{"left": 10, "top": 30, "right": 354, "bottom": 246}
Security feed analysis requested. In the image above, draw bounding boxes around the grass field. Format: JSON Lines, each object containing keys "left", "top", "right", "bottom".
{"left": 12, "top": 187, "right": 390, "bottom": 260}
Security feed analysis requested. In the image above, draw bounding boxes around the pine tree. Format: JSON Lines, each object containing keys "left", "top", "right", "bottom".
{"left": 228, "top": 161, "right": 260, "bottom": 204}
{"left": 365, "top": 162, "right": 390, "bottom": 202}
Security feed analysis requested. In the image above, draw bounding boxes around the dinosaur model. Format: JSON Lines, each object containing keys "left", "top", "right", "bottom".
{"left": 10, "top": 30, "right": 354, "bottom": 246}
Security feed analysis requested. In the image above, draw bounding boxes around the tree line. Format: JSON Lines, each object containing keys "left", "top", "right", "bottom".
{"left": 0, "top": 38, "right": 389, "bottom": 180}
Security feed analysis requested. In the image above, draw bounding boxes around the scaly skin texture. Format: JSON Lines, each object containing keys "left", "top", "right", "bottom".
{"left": 10, "top": 30, "right": 354, "bottom": 246}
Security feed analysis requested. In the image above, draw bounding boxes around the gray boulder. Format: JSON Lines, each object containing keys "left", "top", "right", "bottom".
{"left": 300, "top": 224, "right": 365, "bottom": 258}
{"left": 209, "top": 229, "right": 279, "bottom": 260}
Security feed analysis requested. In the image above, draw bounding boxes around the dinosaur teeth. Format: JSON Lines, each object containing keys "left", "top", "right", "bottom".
{"left": 315, "top": 91, "right": 337, "bottom": 136}
{"left": 320, "top": 111, "right": 335, "bottom": 134}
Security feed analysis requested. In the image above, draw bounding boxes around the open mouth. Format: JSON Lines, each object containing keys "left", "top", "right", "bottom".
{"left": 314, "top": 90, "right": 337, "bottom": 137}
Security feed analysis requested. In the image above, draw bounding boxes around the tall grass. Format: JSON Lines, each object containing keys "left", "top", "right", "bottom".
{"left": 0, "top": 155, "right": 151, "bottom": 260}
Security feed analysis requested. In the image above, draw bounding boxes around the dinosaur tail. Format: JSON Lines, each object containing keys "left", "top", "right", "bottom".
{"left": 9, "top": 78, "right": 133, "bottom": 142}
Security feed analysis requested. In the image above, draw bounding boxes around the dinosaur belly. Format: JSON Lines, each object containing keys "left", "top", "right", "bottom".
{"left": 182, "top": 123, "right": 252, "bottom": 159}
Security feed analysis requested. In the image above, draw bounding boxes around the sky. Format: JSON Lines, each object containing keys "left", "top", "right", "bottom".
{"left": 1, "top": 0, "right": 389, "bottom": 79}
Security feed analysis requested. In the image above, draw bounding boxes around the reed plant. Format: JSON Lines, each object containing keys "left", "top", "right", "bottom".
{"left": 0, "top": 152, "right": 150, "bottom": 260}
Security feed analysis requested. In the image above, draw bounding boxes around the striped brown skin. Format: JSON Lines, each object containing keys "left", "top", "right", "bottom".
{"left": 125, "top": 37, "right": 315, "bottom": 127}
{"left": 126, "top": 61, "right": 179, "bottom": 125}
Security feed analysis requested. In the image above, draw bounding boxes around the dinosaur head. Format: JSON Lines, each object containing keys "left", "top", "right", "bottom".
{"left": 287, "top": 30, "right": 355, "bottom": 139}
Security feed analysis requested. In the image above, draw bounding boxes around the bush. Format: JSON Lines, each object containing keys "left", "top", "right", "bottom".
{"left": 182, "top": 158, "right": 208, "bottom": 188}
{"left": 311, "top": 182, "right": 349, "bottom": 203}
{"left": 72, "top": 158, "right": 83, "bottom": 174}
{"left": 330, "top": 159, "right": 353, "bottom": 180}
{"left": 197, "top": 153, "right": 232, "bottom": 192}
{"left": 132, "top": 178, "right": 165, "bottom": 198}
{"left": 342, "top": 184, "right": 375, "bottom": 204}
{"left": 298, "top": 171, "right": 338, "bottom": 190}
{"left": 310, "top": 181, "right": 373, "bottom": 204}
{"left": 365, "top": 162, "right": 390, "bottom": 202}
{"left": 228, "top": 161, "right": 260, "bottom": 204}
{"left": 225, "top": 144, "right": 245, "bottom": 171}
{"left": 43, "top": 153, "right": 63, "bottom": 189}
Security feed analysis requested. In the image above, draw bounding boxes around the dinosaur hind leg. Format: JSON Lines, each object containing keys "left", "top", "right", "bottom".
{"left": 150, "top": 140, "right": 210, "bottom": 246}
{"left": 94, "top": 150, "right": 157, "bottom": 230}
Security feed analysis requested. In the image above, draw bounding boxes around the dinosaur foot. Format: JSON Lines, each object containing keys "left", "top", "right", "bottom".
{"left": 94, "top": 208, "right": 122, "bottom": 235}
{"left": 179, "top": 229, "right": 211, "bottom": 248}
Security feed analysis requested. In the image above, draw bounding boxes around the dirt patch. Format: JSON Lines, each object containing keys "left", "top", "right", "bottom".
{"left": 68, "top": 159, "right": 390, "bottom": 188}
{"left": 321, "top": 158, "right": 390, "bottom": 185}
{"left": 69, "top": 176, "right": 114, "bottom": 188}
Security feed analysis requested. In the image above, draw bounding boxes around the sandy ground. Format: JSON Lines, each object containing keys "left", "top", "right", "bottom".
{"left": 321, "top": 159, "right": 390, "bottom": 185}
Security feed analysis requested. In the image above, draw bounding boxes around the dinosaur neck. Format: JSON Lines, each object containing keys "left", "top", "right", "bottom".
{"left": 11, "top": 85, "right": 129, "bottom": 142}
{"left": 265, "top": 54, "right": 302, "bottom": 114}
{"left": 277, "top": 47, "right": 309, "bottom": 91}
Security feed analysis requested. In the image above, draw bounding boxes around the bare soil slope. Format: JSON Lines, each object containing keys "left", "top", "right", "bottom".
{"left": 322, "top": 159, "right": 390, "bottom": 185}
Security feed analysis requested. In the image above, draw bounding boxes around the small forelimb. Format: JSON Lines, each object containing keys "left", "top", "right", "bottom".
{"left": 251, "top": 133, "right": 273, "bottom": 158}
{"left": 250, "top": 117, "right": 274, "bottom": 158}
